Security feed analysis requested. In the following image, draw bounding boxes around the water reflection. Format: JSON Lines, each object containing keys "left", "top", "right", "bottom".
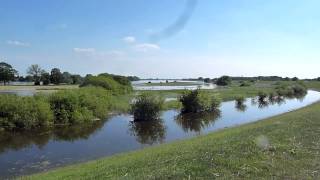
{"left": 0, "top": 122, "right": 104, "bottom": 154}
{"left": 235, "top": 103, "right": 247, "bottom": 112}
{"left": 128, "top": 120, "right": 166, "bottom": 145}
{"left": 175, "top": 111, "right": 221, "bottom": 133}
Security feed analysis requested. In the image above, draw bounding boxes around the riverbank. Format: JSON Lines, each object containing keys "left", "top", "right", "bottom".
{"left": 24, "top": 98, "right": 320, "bottom": 179}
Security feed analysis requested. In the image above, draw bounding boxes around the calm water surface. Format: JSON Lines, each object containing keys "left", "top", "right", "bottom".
{"left": 0, "top": 90, "right": 319, "bottom": 178}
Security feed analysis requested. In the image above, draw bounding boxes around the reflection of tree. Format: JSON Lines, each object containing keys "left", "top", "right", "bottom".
{"left": 269, "top": 96, "right": 286, "bottom": 106}
{"left": 235, "top": 103, "right": 247, "bottom": 112}
{"left": 53, "top": 121, "right": 104, "bottom": 142}
{"left": 0, "top": 121, "right": 105, "bottom": 154}
{"left": 175, "top": 110, "right": 221, "bottom": 133}
{"left": 129, "top": 120, "right": 166, "bottom": 145}
{"left": 257, "top": 99, "right": 269, "bottom": 109}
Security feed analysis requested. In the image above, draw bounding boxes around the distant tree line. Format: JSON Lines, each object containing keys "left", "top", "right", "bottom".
{"left": 0, "top": 61, "right": 140, "bottom": 86}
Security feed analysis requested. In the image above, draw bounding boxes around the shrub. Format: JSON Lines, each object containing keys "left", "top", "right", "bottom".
{"left": 258, "top": 91, "right": 268, "bottom": 102}
{"left": 239, "top": 81, "right": 251, "bottom": 87}
{"left": 0, "top": 95, "right": 54, "bottom": 130}
{"left": 49, "top": 87, "right": 116, "bottom": 124}
{"left": 49, "top": 91, "right": 84, "bottom": 124}
{"left": 131, "top": 93, "right": 164, "bottom": 121}
{"left": 179, "top": 90, "right": 221, "bottom": 113}
{"left": 235, "top": 95, "right": 246, "bottom": 105}
{"left": 80, "top": 75, "right": 132, "bottom": 94}
{"left": 216, "top": 76, "right": 231, "bottom": 86}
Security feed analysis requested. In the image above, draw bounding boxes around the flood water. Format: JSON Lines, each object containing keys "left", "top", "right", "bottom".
{"left": 0, "top": 90, "right": 319, "bottom": 178}
{"left": 132, "top": 80, "right": 216, "bottom": 90}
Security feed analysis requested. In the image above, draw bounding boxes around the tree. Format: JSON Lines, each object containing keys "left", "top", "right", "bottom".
{"left": 216, "top": 76, "right": 232, "bottom": 86}
{"left": 204, "top": 78, "right": 211, "bottom": 83}
{"left": 317, "top": 77, "right": 320, "bottom": 81}
{"left": 292, "top": 77, "right": 299, "bottom": 81}
{"left": 41, "top": 71, "right": 50, "bottom": 85}
{"left": 50, "top": 68, "right": 63, "bottom": 85}
{"left": 0, "top": 62, "right": 17, "bottom": 85}
{"left": 27, "top": 64, "right": 42, "bottom": 85}
{"left": 62, "top": 72, "right": 73, "bottom": 84}
{"left": 70, "top": 74, "right": 83, "bottom": 84}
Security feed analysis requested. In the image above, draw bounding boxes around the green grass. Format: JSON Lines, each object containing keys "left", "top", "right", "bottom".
{"left": 24, "top": 101, "right": 320, "bottom": 179}
{"left": 0, "top": 85, "right": 79, "bottom": 92}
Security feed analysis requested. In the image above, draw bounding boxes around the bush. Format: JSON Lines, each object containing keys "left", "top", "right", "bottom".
{"left": 239, "top": 81, "right": 251, "bottom": 87}
{"left": 258, "top": 91, "right": 268, "bottom": 102}
{"left": 216, "top": 76, "right": 231, "bottom": 86}
{"left": 0, "top": 95, "right": 54, "bottom": 130}
{"left": 131, "top": 93, "right": 164, "bottom": 121}
{"left": 275, "top": 83, "right": 307, "bottom": 97}
{"left": 80, "top": 75, "right": 132, "bottom": 94}
{"left": 49, "top": 87, "right": 118, "bottom": 124}
{"left": 235, "top": 95, "right": 246, "bottom": 105}
{"left": 179, "top": 90, "right": 221, "bottom": 113}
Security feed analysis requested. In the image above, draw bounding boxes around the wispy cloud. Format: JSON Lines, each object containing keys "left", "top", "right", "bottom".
{"left": 134, "top": 43, "right": 160, "bottom": 52}
{"left": 6, "top": 40, "right": 30, "bottom": 47}
{"left": 73, "top": 48, "right": 124, "bottom": 58}
{"left": 73, "top": 48, "right": 96, "bottom": 53}
{"left": 123, "top": 36, "right": 136, "bottom": 44}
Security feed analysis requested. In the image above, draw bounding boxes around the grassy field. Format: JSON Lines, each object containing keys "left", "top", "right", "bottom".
{"left": 24, "top": 100, "right": 320, "bottom": 179}
{"left": 0, "top": 85, "right": 79, "bottom": 91}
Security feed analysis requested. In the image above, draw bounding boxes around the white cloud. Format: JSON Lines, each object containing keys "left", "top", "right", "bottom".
{"left": 134, "top": 43, "right": 160, "bottom": 52}
{"left": 123, "top": 36, "right": 136, "bottom": 44}
{"left": 6, "top": 40, "right": 30, "bottom": 47}
{"left": 73, "top": 48, "right": 125, "bottom": 58}
{"left": 73, "top": 48, "right": 96, "bottom": 53}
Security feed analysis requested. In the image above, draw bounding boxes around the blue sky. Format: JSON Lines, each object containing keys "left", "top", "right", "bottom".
{"left": 0, "top": 0, "right": 319, "bottom": 78}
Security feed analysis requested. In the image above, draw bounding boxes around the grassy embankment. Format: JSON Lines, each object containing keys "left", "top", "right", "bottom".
{"left": 24, "top": 82, "right": 320, "bottom": 179}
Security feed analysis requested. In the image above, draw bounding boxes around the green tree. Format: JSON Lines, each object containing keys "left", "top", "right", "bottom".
{"left": 71, "top": 74, "right": 83, "bottom": 84}
{"left": 41, "top": 71, "right": 50, "bottom": 85}
{"left": 216, "top": 76, "right": 232, "bottom": 86}
{"left": 0, "top": 62, "right": 17, "bottom": 85}
{"left": 62, "top": 72, "right": 73, "bottom": 84}
{"left": 204, "top": 78, "right": 211, "bottom": 83}
{"left": 50, "top": 68, "right": 63, "bottom": 85}
{"left": 27, "top": 64, "right": 42, "bottom": 85}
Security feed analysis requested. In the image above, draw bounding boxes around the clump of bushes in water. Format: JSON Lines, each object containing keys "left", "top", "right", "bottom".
{"left": 235, "top": 95, "right": 246, "bottom": 105}
{"left": 275, "top": 83, "right": 307, "bottom": 97}
{"left": 131, "top": 93, "right": 164, "bottom": 121}
{"left": 179, "top": 89, "right": 221, "bottom": 113}
{"left": 0, "top": 95, "right": 54, "bottom": 130}
{"left": 0, "top": 87, "right": 128, "bottom": 131}
{"left": 258, "top": 91, "right": 268, "bottom": 102}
